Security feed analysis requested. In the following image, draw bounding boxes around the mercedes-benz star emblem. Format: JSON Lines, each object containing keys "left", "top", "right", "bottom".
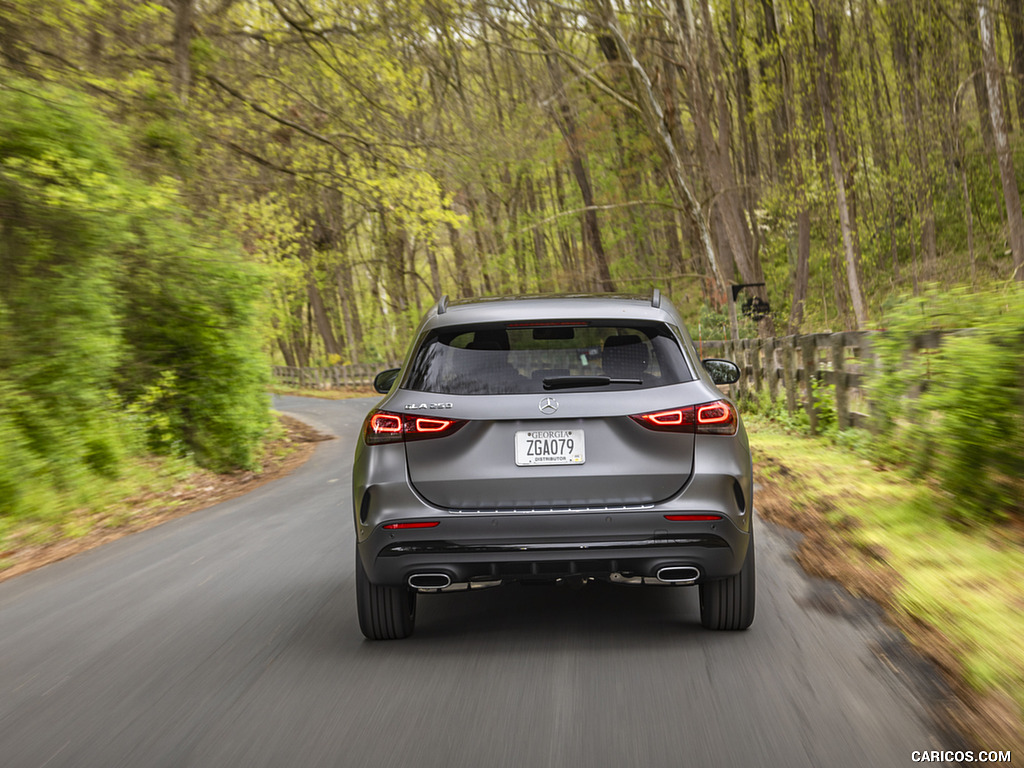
{"left": 539, "top": 396, "right": 559, "bottom": 415}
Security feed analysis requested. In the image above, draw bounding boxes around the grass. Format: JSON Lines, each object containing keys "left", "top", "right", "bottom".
{"left": 746, "top": 414, "right": 1024, "bottom": 750}
{"left": 0, "top": 412, "right": 311, "bottom": 580}
{"left": 0, "top": 453, "right": 196, "bottom": 564}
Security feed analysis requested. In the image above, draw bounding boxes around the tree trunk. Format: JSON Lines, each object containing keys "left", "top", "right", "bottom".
{"left": 425, "top": 242, "right": 443, "bottom": 299}
{"left": 863, "top": 6, "right": 891, "bottom": 174}
{"left": 272, "top": 317, "right": 297, "bottom": 368}
{"left": 172, "top": 0, "right": 194, "bottom": 104}
{"left": 540, "top": 47, "right": 615, "bottom": 292}
{"left": 891, "top": 2, "right": 938, "bottom": 281}
{"left": 693, "top": 0, "right": 774, "bottom": 335}
{"left": 730, "top": 0, "right": 760, "bottom": 201}
{"left": 980, "top": 1, "right": 1024, "bottom": 280}
{"left": 307, "top": 278, "right": 342, "bottom": 358}
{"left": 813, "top": 2, "right": 868, "bottom": 328}
{"left": 383, "top": 222, "right": 409, "bottom": 313}
{"left": 757, "top": 0, "right": 787, "bottom": 176}
{"left": 966, "top": 0, "right": 996, "bottom": 149}
{"left": 0, "top": 3, "right": 30, "bottom": 73}
{"left": 788, "top": 208, "right": 812, "bottom": 333}
{"left": 1008, "top": 0, "right": 1024, "bottom": 127}
{"left": 335, "top": 261, "right": 362, "bottom": 364}
{"left": 782, "top": 22, "right": 811, "bottom": 334}
{"left": 446, "top": 220, "right": 472, "bottom": 298}
{"left": 407, "top": 236, "right": 422, "bottom": 315}
{"left": 588, "top": 0, "right": 728, "bottom": 295}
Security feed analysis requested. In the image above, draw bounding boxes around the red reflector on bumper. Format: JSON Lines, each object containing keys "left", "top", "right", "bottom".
{"left": 663, "top": 514, "right": 723, "bottom": 522}
{"left": 382, "top": 521, "right": 441, "bottom": 530}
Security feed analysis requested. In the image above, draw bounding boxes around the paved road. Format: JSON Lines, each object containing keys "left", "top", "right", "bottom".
{"left": 0, "top": 396, "right": 956, "bottom": 768}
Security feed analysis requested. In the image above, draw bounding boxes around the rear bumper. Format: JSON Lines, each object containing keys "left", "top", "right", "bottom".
{"left": 352, "top": 423, "right": 753, "bottom": 587}
{"left": 357, "top": 512, "right": 750, "bottom": 587}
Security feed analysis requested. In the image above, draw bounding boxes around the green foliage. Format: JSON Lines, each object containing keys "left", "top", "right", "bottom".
{"left": 868, "top": 286, "right": 1024, "bottom": 522}
{"left": 117, "top": 205, "right": 271, "bottom": 471}
{"left": 810, "top": 378, "right": 837, "bottom": 437}
{"left": 740, "top": 386, "right": 784, "bottom": 421}
{"left": 124, "top": 371, "right": 183, "bottom": 456}
{"left": 0, "top": 81, "right": 132, "bottom": 517}
{"left": 0, "top": 78, "right": 270, "bottom": 523}
{"left": 696, "top": 304, "right": 760, "bottom": 341}
{"left": 698, "top": 305, "right": 732, "bottom": 341}
{"left": 139, "top": 118, "right": 194, "bottom": 169}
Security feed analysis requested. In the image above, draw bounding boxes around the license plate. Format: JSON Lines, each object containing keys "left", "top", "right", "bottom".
{"left": 515, "top": 429, "right": 585, "bottom": 466}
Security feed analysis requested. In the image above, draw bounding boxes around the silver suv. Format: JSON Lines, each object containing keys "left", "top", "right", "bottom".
{"left": 352, "top": 292, "right": 754, "bottom": 639}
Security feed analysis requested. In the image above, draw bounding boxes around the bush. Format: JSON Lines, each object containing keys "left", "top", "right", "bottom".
{"left": 0, "top": 81, "right": 132, "bottom": 517}
{"left": 117, "top": 207, "right": 271, "bottom": 470}
{"left": 0, "top": 79, "right": 270, "bottom": 521}
{"left": 868, "top": 286, "right": 1024, "bottom": 522}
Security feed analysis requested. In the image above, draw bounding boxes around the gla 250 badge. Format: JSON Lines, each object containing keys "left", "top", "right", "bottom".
{"left": 404, "top": 402, "right": 453, "bottom": 410}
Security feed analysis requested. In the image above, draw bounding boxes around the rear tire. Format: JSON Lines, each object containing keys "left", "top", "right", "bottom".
{"left": 699, "top": 529, "right": 755, "bottom": 630}
{"left": 356, "top": 549, "right": 416, "bottom": 640}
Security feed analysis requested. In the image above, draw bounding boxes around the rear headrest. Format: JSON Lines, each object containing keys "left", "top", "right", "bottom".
{"left": 602, "top": 335, "right": 648, "bottom": 379}
{"left": 466, "top": 329, "right": 511, "bottom": 351}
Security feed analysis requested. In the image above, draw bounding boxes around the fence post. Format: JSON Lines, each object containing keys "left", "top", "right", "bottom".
{"left": 801, "top": 336, "right": 818, "bottom": 433}
{"left": 748, "top": 338, "right": 760, "bottom": 398}
{"left": 737, "top": 341, "right": 749, "bottom": 401}
{"left": 782, "top": 336, "right": 797, "bottom": 417}
{"left": 860, "top": 332, "right": 879, "bottom": 433}
{"left": 832, "top": 333, "right": 848, "bottom": 430}
{"left": 766, "top": 337, "right": 778, "bottom": 403}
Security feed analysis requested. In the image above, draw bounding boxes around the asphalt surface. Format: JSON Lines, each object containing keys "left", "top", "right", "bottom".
{"left": 0, "top": 395, "right": 956, "bottom": 768}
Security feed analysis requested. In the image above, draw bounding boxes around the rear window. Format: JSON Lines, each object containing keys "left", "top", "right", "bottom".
{"left": 404, "top": 321, "right": 693, "bottom": 395}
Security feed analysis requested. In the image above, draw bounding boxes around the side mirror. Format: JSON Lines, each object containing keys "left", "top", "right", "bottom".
{"left": 373, "top": 368, "right": 401, "bottom": 394}
{"left": 702, "top": 359, "right": 740, "bottom": 385}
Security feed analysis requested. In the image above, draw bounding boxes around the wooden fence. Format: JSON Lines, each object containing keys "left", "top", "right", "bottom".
{"left": 272, "top": 362, "right": 398, "bottom": 390}
{"left": 698, "top": 330, "right": 962, "bottom": 433}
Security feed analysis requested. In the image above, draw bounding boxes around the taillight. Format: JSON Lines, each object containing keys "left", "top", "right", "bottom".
{"left": 364, "top": 410, "right": 467, "bottom": 445}
{"left": 368, "top": 412, "right": 402, "bottom": 435}
{"left": 630, "top": 400, "right": 737, "bottom": 436}
{"left": 630, "top": 407, "right": 696, "bottom": 432}
{"left": 413, "top": 417, "right": 453, "bottom": 433}
{"left": 695, "top": 400, "right": 738, "bottom": 435}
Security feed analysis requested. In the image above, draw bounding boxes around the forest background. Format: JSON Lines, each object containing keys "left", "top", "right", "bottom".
{"left": 2, "top": 0, "right": 1023, "bottom": 509}
{"left": 4, "top": 0, "right": 1024, "bottom": 519}
{"left": 6, "top": 0, "right": 1024, "bottom": 367}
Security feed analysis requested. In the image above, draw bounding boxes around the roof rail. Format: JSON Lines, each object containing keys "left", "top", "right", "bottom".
{"left": 651, "top": 288, "right": 661, "bottom": 308}
{"left": 437, "top": 294, "right": 449, "bottom": 314}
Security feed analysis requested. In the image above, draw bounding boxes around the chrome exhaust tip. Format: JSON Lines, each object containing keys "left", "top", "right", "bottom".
{"left": 656, "top": 566, "right": 700, "bottom": 585}
{"left": 407, "top": 573, "right": 452, "bottom": 590}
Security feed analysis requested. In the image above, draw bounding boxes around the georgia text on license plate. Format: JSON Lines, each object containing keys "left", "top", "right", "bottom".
{"left": 514, "top": 429, "right": 585, "bottom": 466}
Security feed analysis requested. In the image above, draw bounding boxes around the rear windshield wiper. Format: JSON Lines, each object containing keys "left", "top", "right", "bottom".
{"left": 542, "top": 375, "right": 643, "bottom": 390}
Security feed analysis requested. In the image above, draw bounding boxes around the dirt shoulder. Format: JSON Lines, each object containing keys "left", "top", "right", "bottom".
{"left": 0, "top": 414, "right": 332, "bottom": 584}
{"left": 751, "top": 419, "right": 1023, "bottom": 755}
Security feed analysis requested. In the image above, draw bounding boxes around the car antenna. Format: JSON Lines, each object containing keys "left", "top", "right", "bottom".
{"left": 651, "top": 288, "right": 661, "bottom": 308}
{"left": 437, "top": 294, "right": 449, "bottom": 314}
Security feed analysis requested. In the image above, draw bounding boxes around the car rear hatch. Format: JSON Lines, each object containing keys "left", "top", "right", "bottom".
{"left": 395, "top": 319, "right": 700, "bottom": 511}
{"left": 402, "top": 393, "right": 696, "bottom": 510}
